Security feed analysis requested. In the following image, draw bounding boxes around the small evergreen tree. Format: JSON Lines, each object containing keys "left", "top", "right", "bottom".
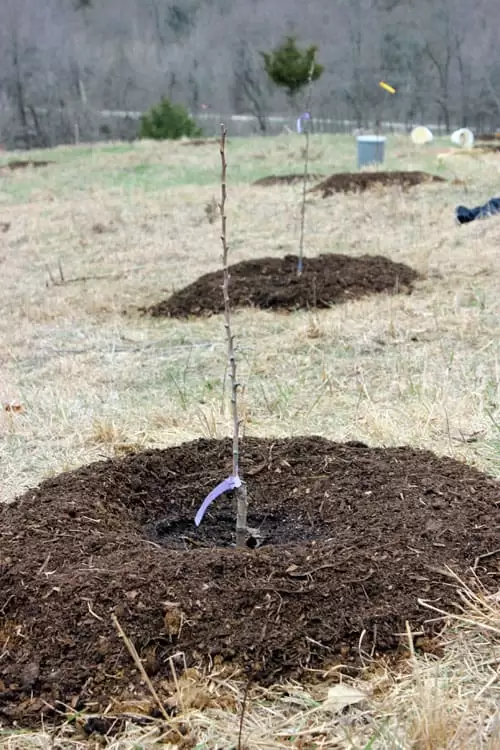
{"left": 261, "top": 36, "right": 324, "bottom": 106}
{"left": 140, "top": 97, "right": 202, "bottom": 140}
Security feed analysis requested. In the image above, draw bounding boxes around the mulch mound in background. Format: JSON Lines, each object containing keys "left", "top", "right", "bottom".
{"left": 253, "top": 173, "right": 323, "bottom": 186}
{"left": 147, "top": 254, "right": 420, "bottom": 318}
{"left": 475, "top": 133, "right": 500, "bottom": 142}
{"left": 1, "top": 436, "right": 499, "bottom": 726}
{"left": 310, "top": 171, "right": 446, "bottom": 197}
{"left": 0, "top": 159, "right": 54, "bottom": 171}
{"left": 180, "top": 138, "right": 220, "bottom": 147}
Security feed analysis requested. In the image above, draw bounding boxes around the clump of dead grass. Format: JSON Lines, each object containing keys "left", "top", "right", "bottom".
{"left": 372, "top": 575, "right": 500, "bottom": 749}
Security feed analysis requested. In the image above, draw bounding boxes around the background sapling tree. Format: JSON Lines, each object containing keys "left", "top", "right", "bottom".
{"left": 260, "top": 36, "right": 324, "bottom": 109}
{"left": 297, "top": 65, "right": 315, "bottom": 276}
{"left": 194, "top": 124, "right": 249, "bottom": 548}
{"left": 140, "top": 96, "right": 202, "bottom": 140}
{"left": 261, "top": 38, "right": 322, "bottom": 276}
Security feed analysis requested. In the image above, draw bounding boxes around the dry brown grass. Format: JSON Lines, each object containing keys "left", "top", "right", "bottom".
{"left": 0, "top": 134, "right": 499, "bottom": 747}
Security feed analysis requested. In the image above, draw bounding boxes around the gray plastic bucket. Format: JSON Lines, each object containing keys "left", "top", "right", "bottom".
{"left": 356, "top": 135, "right": 386, "bottom": 169}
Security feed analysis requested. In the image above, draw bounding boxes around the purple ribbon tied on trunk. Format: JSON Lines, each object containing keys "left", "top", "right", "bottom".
{"left": 296, "top": 112, "right": 311, "bottom": 134}
{"left": 194, "top": 474, "right": 242, "bottom": 527}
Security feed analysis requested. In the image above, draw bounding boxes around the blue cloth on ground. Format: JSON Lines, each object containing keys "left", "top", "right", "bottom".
{"left": 456, "top": 196, "right": 500, "bottom": 224}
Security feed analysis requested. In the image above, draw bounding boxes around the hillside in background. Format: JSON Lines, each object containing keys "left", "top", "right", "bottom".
{"left": 0, "top": 0, "right": 499, "bottom": 147}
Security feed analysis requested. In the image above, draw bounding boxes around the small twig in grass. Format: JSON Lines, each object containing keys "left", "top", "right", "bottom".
{"left": 473, "top": 548, "right": 500, "bottom": 572}
{"left": 45, "top": 259, "right": 65, "bottom": 287}
{"left": 475, "top": 666, "right": 500, "bottom": 699}
{"left": 297, "top": 65, "right": 315, "bottom": 276}
{"left": 46, "top": 271, "right": 125, "bottom": 287}
{"left": 237, "top": 675, "right": 253, "bottom": 750}
{"left": 111, "top": 613, "right": 169, "bottom": 721}
{"left": 219, "top": 123, "right": 248, "bottom": 547}
{"left": 168, "top": 654, "right": 183, "bottom": 712}
{"left": 45, "top": 263, "right": 57, "bottom": 286}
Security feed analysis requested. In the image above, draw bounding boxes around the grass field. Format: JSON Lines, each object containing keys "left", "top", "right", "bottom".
{"left": 0, "top": 134, "right": 499, "bottom": 748}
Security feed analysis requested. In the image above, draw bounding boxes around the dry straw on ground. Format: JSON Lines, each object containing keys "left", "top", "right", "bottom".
{"left": 0, "top": 134, "right": 499, "bottom": 747}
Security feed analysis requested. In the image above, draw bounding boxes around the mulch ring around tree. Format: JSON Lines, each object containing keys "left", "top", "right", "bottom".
{"left": 147, "top": 254, "right": 420, "bottom": 318}
{"left": 1, "top": 436, "right": 499, "bottom": 728}
{"left": 253, "top": 173, "right": 324, "bottom": 186}
{"left": 310, "top": 171, "right": 446, "bottom": 197}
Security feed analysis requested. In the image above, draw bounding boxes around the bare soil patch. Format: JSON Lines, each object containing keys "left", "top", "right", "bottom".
{"left": 147, "top": 254, "right": 420, "bottom": 318}
{"left": 253, "top": 173, "right": 323, "bottom": 186}
{"left": 1, "top": 436, "right": 498, "bottom": 726}
{"left": 311, "top": 171, "right": 446, "bottom": 197}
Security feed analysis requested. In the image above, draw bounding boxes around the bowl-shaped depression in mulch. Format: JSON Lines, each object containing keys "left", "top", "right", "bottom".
{"left": 148, "top": 254, "right": 420, "bottom": 318}
{"left": 1, "top": 436, "right": 499, "bottom": 726}
{"left": 310, "top": 171, "right": 446, "bottom": 197}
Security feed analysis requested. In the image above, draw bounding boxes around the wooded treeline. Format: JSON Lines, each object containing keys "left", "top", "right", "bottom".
{"left": 0, "top": 0, "right": 499, "bottom": 147}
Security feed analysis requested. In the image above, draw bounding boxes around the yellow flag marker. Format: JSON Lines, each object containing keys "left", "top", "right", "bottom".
{"left": 379, "top": 81, "right": 396, "bottom": 94}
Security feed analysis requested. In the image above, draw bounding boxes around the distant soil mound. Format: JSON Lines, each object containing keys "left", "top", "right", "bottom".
{"left": 475, "top": 133, "right": 500, "bottom": 142}
{"left": 147, "top": 253, "right": 421, "bottom": 318}
{"left": 0, "top": 159, "right": 54, "bottom": 171}
{"left": 310, "top": 171, "right": 446, "bottom": 197}
{"left": 253, "top": 173, "right": 323, "bottom": 186}
{"left": 180, "top": 138, "right": 220, "bottom": 147}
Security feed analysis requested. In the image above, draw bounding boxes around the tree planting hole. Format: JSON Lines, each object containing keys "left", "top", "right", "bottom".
{"left": 144, "top": 503, "right": 325, "bottom": 550}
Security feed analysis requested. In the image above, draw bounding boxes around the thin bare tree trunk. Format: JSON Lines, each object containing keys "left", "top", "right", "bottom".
{"left": 219, "top": 124, "right": 248, "bottom": 548}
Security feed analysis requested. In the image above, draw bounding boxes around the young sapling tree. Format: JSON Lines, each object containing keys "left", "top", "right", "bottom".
{"left": 297, "top": 64, "right": 315, "bottom": 276}
{"left": 261, "top": 38, "right": 322, "bottom": 276}
{"left": 194, "top": 124, "right": 248, "bottom": 548}
{"left": 219, "top": 124, "right": 248, "bottom": 547}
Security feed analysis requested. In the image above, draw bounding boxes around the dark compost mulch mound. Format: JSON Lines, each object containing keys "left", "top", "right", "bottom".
{"left": 180, "top": 138, "right": 220, "bottom": 147}
{"left": 1, "top": 436, "right": 499, "bottom": 726}
{"left": 253, "top": 173, "right": 323, "bottom": 186}
{"left": 147, "top": 254, "right": 420, "bottom": 318}
{"left": 0, "top": 159, "right": 54, "bottom": 171}
{"left": 476, "top": 133, "right": 500, "bottom": 142}
{"left": 311, "top": 171, "right": 446, "bottom": 197}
